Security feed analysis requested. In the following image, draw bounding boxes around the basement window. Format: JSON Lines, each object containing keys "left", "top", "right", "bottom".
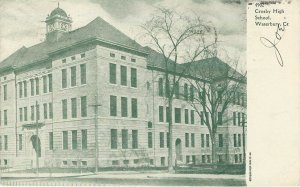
{"left": 112, "top": 160, "right": 119, "bottom": 165}
{"left": 62, "top": 161, "right": 68, "bottom": 166}
{"left": 72, "top": 161, "right": 77, "bottom": 166}
{"left": 123, "top": 160, "right": 129, "bottom": 165}
{"left": 133, "top": 159, "right": 139, "bottom": 164}
{"left": 81, "top": 161, "right": 87, "bottom": 166}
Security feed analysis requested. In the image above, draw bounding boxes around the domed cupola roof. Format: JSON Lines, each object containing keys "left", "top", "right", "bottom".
{"left": 50, "top": 7, "right": 68, "bottom": 17}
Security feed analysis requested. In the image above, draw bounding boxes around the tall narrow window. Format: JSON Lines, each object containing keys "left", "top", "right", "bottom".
{"left": 23, "top": 81, "right": 27, "bottom": 97}
{"left": 238, "top": 134, "right": 241, "bottom": 147}
{"left": 131, "top": 98, "right": 138, "bottom": 118}
{"left": 71, "top": 66, "right": 76, "bottom": 87}
{"left": 218, "top": 112, "right": 222, "bottom": 125}
{"left": 159, "top": 106, "right": 164, "bottom": 122}
{"left": 190, "top": 85, "right": 194, "bottom": 101}
{"left": 81, "top": 96, "right": 87, "bottom": 117}
{"left": 166, "top": 107, "right": 170, "bottom": 123}
{"left": 43, "top": 103, "right": 48, "bottom": 119}
{"left": 43, "top": 75, "right": 47, "bottom": 93}
{"left": 81, "top": 129, "right": 87, "bottom": 149}
{"left": 49, "top": 132, "right": 53, "bottom": 150}
{"left": 174, "top": 82, "right": 179, "bottom": 99}
{"left": 18, "top": 134, "right": 22, "bottom": 150}
{"left": 191, "top": 110, "right": 195, "bottom": 124}
{"left": 110, "top": 129, "right": 117, "bottom": 149}
{"left": 110, "top": 96, "right": 117, "bottom": 116}
{"left": 175, "top": 108, "right": 181, "bottom": 123}
{"left": 63, "top": 131, "right": 68, "bottom": 150}
{"left": 3, "top": 85, "right": 7, "bottom": 100}
{"left": 35, "top": 78, "right": 40, "bottom": 95}
{"left": 62, "top": 99, "right": 68, "bottom": 119}
{"left": 4, "top": 135, "right": 8, "bottom": 150}
{"left": 62, "top": 69, "right": 67, "bottom": 88}
{"left": 71, "top": 98, "right": 77, "bottom": 118}
{"left": 218, "top": 134, "right": 223, "bottom": 147}
{"left": 48, "top": 74, "right": 53, "bottom": 92}
{"left": 165, "top": 79, "right": 170, "bottom": 97}
{"left": 233, "top": 134, "right": 237, "bottom": 147}
{"left": 4, "top": 110, "right": 7, "bottom": 125}
{"left": 19, "top": 82, "right": 23, "bottom": 98}
{"left": 131, "top": 68, "right": 137, "bottom": 88}
{"left": 0, "top": 136, "right": 2, "bottom": 151}
{"left": 72, "top": 130, "right": 77, "bottom": 150}
{"left": 132, "top": 130, "right": 138, "bottom": 149}
{"left": 148, "top": 132, "right": 153, "bottom": 148}
{"left": 31, "top": 106, "right": 35, "bottom": 121}
{"left": 109, "top": 63, "right": 116, "bottom": 84}
{"left": 36, "top": 104, "right": 40, "bottom": 120}
{"left": 167, "top": 132, "right": 170, "bottom": 148}
{"left": 233, "top": 112, "right": 236, "bottom": 125}
{"left": 80, "top": 64, "right": 86, "bottom": 85}
{"left": 19, "top": 108, "right": 23, "bottom": 122}
{"left": 238, "top": 112, "right": 241, "bottom": 126}
{"left": 49, "top": 103, "right": 53, "bottom": 119}
{"left": 122, "top": 129, "right": 128, "bottom": 149}
{"left": 158, "top": 78, "right": 163, "bottom": 96}
{"left": 184, "top": 109, "right": 189, "bottom": 124}
{"left": 185, "top": 133, "right": 189, "bottom": 147}
{"left": 121, "top": 97, "right": 128, "bottom": 117}
{"left": 201, "top": 134, "right": 205, "bottom": 147}
{"left": 24, "top": 107, "right": 28, "bottom": 121}
{"left": 184, "top": 83, "right": 188, "bottom": 101}
{"left": 160, "top": 132, "right": 164, "bottom": 148}
{"left": 206, "top": 134, "right": 210, "bottom": 147}
{"left": 120, "top": 65, "right": 127, "bottom": 86}
{"left": 191, "top": 133, "right": 195, "bottom": 147}
{"left": 30, "top": 79, "right": 34, "bottom": 96}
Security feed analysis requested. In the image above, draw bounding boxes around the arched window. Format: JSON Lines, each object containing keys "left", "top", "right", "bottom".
{"left": 158, "top": 78, "right": 163, "bottom": 96}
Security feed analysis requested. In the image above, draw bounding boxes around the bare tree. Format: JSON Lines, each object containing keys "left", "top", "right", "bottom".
{"left": 185, "top": 52, "right": 247, "bottom": 165}
{"left": 141, "top": 8, "right": 217, "bottom": 172}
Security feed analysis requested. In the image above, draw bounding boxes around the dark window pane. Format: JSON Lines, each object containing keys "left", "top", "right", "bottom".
{"left": 80, "top": 64, "right": 86, "bottom": 85}
{"left": 62, "top": 69, "right": 67, "bottom": 88}
{"left": 131, "top": 98, "right": 138, "bottom": 118}
{"left": 72, "top": 130, "right": 77, "bottom": 150}
{"left": 131, "top": 68, "right": 137, "bottom": 87}
{"left": 63, "top": 131, "right": 68, "bottom": 150}
{"left": 62, "top": 99, "right": 68, "bottom": 119}
{"left": 111, "top": 129, "right": 117, "bottom": 149}
{"left": 120, "top": 66, "right": 127, "bottom": 86}
{"left": 81, "top": 129, "right": 87, "bottom": 149}
{"left": 132, "top": 130, "right": 138, "bottom": 149}
{"left": 110, "top": 96, "right": 117, "bottom": 116}
{"left": 71, "top": 98, "right": 77, "bottom": 118}
{"left": 160, "top": 132, "right": 164, "bottom": 148}
{"left": 175, "top": 108, "right": 181, "bottom": 123}
{"left": 148, "top": 132, "right": 153, "bottom": 148}
{"left": 122, "top": 129, "right": 128, "bottom": 149}
{"left": 49, "top": 132, "right": 53, "bottom": 150}
{"left": 109, "top": 63, "right": 116, "bottom": 84}
{"left": 48, "top": 74, "right": 53, "bottom": 92}
{"left": 121, "top": 97, "right": 128, "bottom": 117}
{"left": 71, "top": 66, "right": 77, "bottom": 86}
{"left": 159, "top": 106, "right": 164, "bottom": 122}
{"left": 158, "top": 78, "right": 163, "bottom": 96}
{"left": 81, "top": 96, "right": 87, "bottom": 117}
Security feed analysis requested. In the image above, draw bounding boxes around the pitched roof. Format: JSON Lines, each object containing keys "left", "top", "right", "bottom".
{"left": 0, "top": 17, "right": 147, "bottom": 72}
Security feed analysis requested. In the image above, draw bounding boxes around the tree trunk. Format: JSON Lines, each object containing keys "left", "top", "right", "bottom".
{"left": 168, "top": 99, "right": 174, "bottom": 173}
{"left": 211, "top": 135, "right": 217, "bottom": 168}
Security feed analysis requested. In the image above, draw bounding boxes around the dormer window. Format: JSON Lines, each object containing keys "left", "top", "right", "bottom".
{"left": 71, "top": 56, "right": 76, "bottom": 61}
{"left": 81, "top": 53, "right": 85, "bottom": 58}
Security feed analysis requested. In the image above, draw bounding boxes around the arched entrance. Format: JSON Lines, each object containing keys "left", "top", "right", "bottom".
{"left": 175, "top": 138, "right": 182, "bottom": 162}
{"left": 30, "top": 135, "right": 41, "bottom": 157}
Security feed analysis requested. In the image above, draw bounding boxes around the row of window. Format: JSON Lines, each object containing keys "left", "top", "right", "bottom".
{"left": 0, "top": 135, "right": 8, "bottom": 151}
{"left": 62, "top": 96, "right": 87, "bottom": 119}
{"left": 110, "top": 96, "right": 138, "bottom": 118}
{"left": 59, "top": 130, "right": 88, "bottom": 150}
{"left": 0, "top": 110, "right": 8, "bottom": 126}
{"left": 61, "top": 64, "right": 86, "bottom": 89}
{"left": 109, "top": 52, "right": 136, "bottom": 63}
{"left": 233, "top": 112, "right": 246, "bottom": 126}
{"left": 61, "top": 53, "right": 86, "bottom": 64}
{"left": 109, "top": 63, "right": 137, "bottom": 88}
{"left": 62, "top": 160, "right": 87, "bottom": 167}
{"left": 18, "top": 103, "right": 53, "bottom": 122}
{"left": 111, "top": 129, "right": 138, "bottom": 149}
{"left": 158, "top": 106, "right": 195, "bottom": 125}
{"left": 200, "top": 111, "right": 223, "bottom": 126}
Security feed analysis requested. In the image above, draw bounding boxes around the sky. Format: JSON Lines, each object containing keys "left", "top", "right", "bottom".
{"left": 0, "top": 0, "right": 246, "bottom": 70}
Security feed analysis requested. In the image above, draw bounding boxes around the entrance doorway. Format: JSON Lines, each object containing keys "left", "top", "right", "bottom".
{"left": 175, "top": 138, "right": 182, "bottom": 162}
{"left": 30, "top": 135, "right": 41, "bottom": 157}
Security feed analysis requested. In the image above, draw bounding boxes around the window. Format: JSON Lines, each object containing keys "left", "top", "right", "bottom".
{"left": 30, "top": 79, "right": 34, "bottom": 96}
{"left": 123, "top": 160, "right": 129, "bottom": 165}
{"left": 19, "top": 82, "right": 23, "bottom": 98}
{"left": 191, "top": 110, "right": 195, "bottom": 124}
{"left": 121, "top": 97, "right": 128, "bottom": 117}
{"left": 148, "top": 132, "right": 153, "bottom": 148}
{"left": 43, "top": 75, "right": 47, "bottom": 93}
{"left": 111, "top": 129, "right": 117, "bottom": 149}
{"left": 19, "top": 108, "right": 23, "bottom": 122}
{"left": 35, "top": 78, "right": 40, "bottom": 95}
{"left": 72, "top": 130, "right": 77, "bottom": 150}
{"left": 80, "top": 64, "right": 86, "bottom": 85}
{"left": 158, "top": 78, "right": 163, "bottom": 96}
{"left": 62, "top": 58, "right": 66, "bottom": 63}
{"left": 161, "top": 157, "right": 165, "bottom": 166}
{"left": 81, "top": 96, "right": 87, "bottom": 117}
{"left": 174, "top": 108, "right": 181, "bottom": 123}
{"left": 110, "top": 53, "right": 115, "bottom": 57}
{"left": 238, "top": 134, "right": 241, "bottom": 147}
{"left": 148, "top": 121, "right": 153, "bottom": 128}
{"left": 160, "top": 132, "right": 164, "bottom": 148}
{"left": 24, "top": 81, "right": 27, "bottom": 97}
{"left": 36, "top": 104, "right": 40, "bottom": 120}
{"left": 131, "top": 68, "right": 137, "bottom": 88}
{"left": 71, "top": 56, "right": 76, "bottom": 61}
{"left": 62, "top": 99, "right": 68, "bottom": 119}
{"left": 218, "top": 112, "right": 222, "bottom": 125}
{"left": 233, "top": 112, "right": 236, "bottom": 125}
{"left": 159, "top": 106, "right": 164, "bottom": 122}
{"left": 166, "top": 132, "right": 170, "bottom": 148}
{"left": 200, "top": 112, "right": 204, "bottom": 125}
{"left": 207, "top": 155, "right": 211, "bottom": 163}
{"left": 81, "top": 53, "right": 85, "bottom": 58}
{"left": 110, "top": 96, "right": 117, "bottom": 116}
{"left": 3, "top": 110, "right": 8, "bottom": 125}
{"left": 242, "top": 113, "right": 246, "bottom": 126}
{"left": 63, "top": 131, "right": 68, "bottom": 150}
{"left": 132, "top": 130, "right": 138, "bottom": 149}
{"left": 120, "top": 66, "right": 127, "bottom": 86}
{"left": 48, "top": 74, "right": 52, "bottom": 92}
{"left": 186, "top": 155, "right": 190, "bottom": 163}
{"left": 71, "top": 98, "right": 77, "bottom": 118}
{"left": 174, "top": 82, "right": 179, "bottom": 99}
{"left": 184, "top": 83, "right": 188, "bottom": 100}
{"left": 190, "top": 85, "right": 194, "bottom": 101}
{"left": 31, "top": 106, "right": 35, "bottom": 121}
{"left": 0, "top": 136, "right": 2, "bottom": 151}
{"left": 192, "top": 155, "right": 196, "bottom": 164}
{"left": 131, "top": 98, "right": 138, "bottom": 118}
{"left": 218, "top": 134, "right": 223, "bottom": 147}
{"left": 49, "top": 103, "right": 53, "bottom": 119}
{"left": 122, "top": 129, "right": 128, "bottom": 149}
{"left": 239, "top": 154, "right": 242, "bottom": 163}
{"left": 234, "top": 154, "right": 238, "bottom": 163}
{"left": 71, "top": 66, "right": 77, "bottom": 87}
{"left": 81, "top": 130, "right": 87, "bottom": 149}
{"left": 202, "top": 155, "right": 206, "bottom": 163}
{"left": 165, "top": 79, "right": 170, "bottom": 97}
{"left": 4, "top": 135, "right": 8, "bottom": 150}
{"left": 131, "top": 58, "right": 136, "bottom": 62}
{"left": 43, "top": 103, "right": 48, "bottom": 119}
{"left": 3, "top": 85, "right": 7, "bottom": 100}
{"left": 166, "top": 107, "right": 170, "bottom": 123}
{"left": 62, "top": 69, "right": 67, "bottom": 88}
{"left": 121, "top": 55, "right": 126, "bottom": 60}
{"left": 201, "top": 134, "right": 205, "bottom": 148}
{"left": 191, "top": 133, "right": 195, "bottom": 147}
{"left": 109, "top": 63, "right": 116, "bottom": 84}
{"left": 233, "top": 134, "right": 237, "bottom": 147}
{"left": 49, "top": 132, "right": 53, "bottom": 150}
{"left": 184, "top": 109, "right": 189, "bottom": 124}
{"left": 133, "top": 159, "right": 139, "bottom": 164}
{"left": 18, "top": 134, "right": 22, "bottom": 150}
{"left": 24, "top": 107, "right": 28, "bottom": 121}
{"left": 206, "top": 134, "right": 210, "bottom": 147}
{"left": 185, "top": 133, "right": 189, "bottom": 147}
